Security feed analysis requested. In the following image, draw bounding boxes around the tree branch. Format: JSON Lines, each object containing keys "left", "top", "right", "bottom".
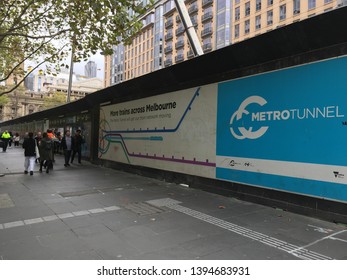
{"left": 0, "top": 35, "right": 67, "bottom": 83}
{"left": 1, "top": 29, "right": 70, "bottom": 41}
{"left": 0, "top": 1, "right": 17, "bottom": 28}
{"left": 0, "top": 43, "right": 68, "bottom": 96}
{"left": 0, "top": 1, "right": 56, "bottom": 44}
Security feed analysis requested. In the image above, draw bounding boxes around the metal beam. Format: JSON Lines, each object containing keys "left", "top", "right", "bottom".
{"left": 174, "top": 0, "right": 203, "bottom": 57}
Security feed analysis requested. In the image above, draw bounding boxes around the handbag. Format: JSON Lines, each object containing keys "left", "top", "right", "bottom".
{"left": 35, "top": 140, "right": 40, "bottom": 159}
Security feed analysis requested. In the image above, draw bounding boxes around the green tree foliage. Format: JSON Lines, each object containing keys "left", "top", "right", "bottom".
{"left": 43, "top": 92, "right": 67, "bottom": 109}
{"left": 0, "top": 91, "right": 9, "bottom": 105}
{"left": 0, "top": 0, "right": 152, "bottom": 96}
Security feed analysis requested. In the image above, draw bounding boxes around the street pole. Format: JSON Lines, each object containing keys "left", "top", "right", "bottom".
{"left": 67, "top": 40, "right": 75, "bottom": 103}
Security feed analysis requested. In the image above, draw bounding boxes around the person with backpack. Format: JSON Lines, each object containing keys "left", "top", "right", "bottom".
{"left": 39, "top": 132, "right": 54, "bottom": 173}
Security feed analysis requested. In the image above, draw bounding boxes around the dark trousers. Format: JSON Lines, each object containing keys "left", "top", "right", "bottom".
{"left": 40, "top": 159, "right": 53, "bottom": 170}
{"left": 2, "top": 140, "right": 8, "bottom": 152}
{"left": 71, "top": 148, "right": 81, "bottom": 163}
{"left": 64, "top": 149, "right": 72, "bottom": 164}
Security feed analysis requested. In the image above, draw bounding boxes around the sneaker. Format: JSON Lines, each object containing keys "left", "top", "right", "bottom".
{"left": 30, "top": 171, "right": 33, "bottom": 176}
{"left": 64, "top": 164, "right": 67, "bottom": 167}
{"left": 24, "top": 171, "right": 28, "bottom": 174}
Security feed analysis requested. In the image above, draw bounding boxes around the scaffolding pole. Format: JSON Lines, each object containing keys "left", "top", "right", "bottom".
{"left": 174, "top": 0, "right": 203, "bottom": 57}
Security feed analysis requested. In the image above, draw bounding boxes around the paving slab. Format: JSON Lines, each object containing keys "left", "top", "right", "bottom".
{"left": 0, "top": 148, "right": 346, "bottom": 260}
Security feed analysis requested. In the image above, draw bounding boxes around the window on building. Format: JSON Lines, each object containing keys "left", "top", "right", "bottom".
{"left": 29, "top": 106, "right": 34, "bottom": 114}
{"left": 218, "top": 0, "right": 227, "bottom": 8}
{"left": 235, "top": 0, "right": 240, "bottom": 4}
{"left": 268, "top": 0, "right": 273, "bottom": 6}
{"left": 191, "top": 14, "right": 198, "bottom": 25}
{"left": 293, "top": 0, "right": 300, "bottom": 14}
{"left": 217, "top": 29, "right": 225, "bottom": 45}
{"left": 234, "top": 24, "right": 240, "bottom": 38}
{"left": 38, "top": 77, "right": 41, "bottom": 92}
{"left": 204, "top": 6, "right": 213, "bottom": 15}
{"left": 280, "top": 4, "right": 286, "bottom": 20}
{"left": 267, "top": 10, "right": 273, "bottom": 25}
{"left": 235, "top": 7, "right": 240, "bottom": 20}
{"left": 177, "top": 35, "right": 184, "bottom": 43}
{"left": 203, "top": 37, "right": 212, "bottom": 45}
{"left": 245, "top": 2, "right": 250, "bottom": 16}
{"left": 308, "top": 0, "right": 316, "bottom": 9}
{"left": 202, "top": 37, "right": 212, "bottom": 51}
{"left": 256, "top": 0, "right": 262, "bottom": 11}
{"left": 255, "top": 15, "right": 261, "bottom": 30}
{"left": 217, "top": 12, "right": 226, "bottom": 26}
{"left": 244, "top": 19, "right": 250, "bottom": 34}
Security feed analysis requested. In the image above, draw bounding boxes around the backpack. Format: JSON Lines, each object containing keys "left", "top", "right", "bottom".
{"left": 45, "top": 140, "right": 52, "bottom": 150}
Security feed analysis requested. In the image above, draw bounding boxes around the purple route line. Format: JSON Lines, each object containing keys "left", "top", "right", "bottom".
{"left": 106, "top": 133, "right": 215, "bottom": 167}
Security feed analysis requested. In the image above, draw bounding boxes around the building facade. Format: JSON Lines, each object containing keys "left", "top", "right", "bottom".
{"left": 232, "top": 0, "right": 341, "bottom": 44}
{"left": 124, "top": 13, "right": 155, "bottom": 81}
{"left": 84, "top": 61, "right": 97, "bottom": 78}
{"left": 0, "top": 72, "right": 103, "bottom": 122}
{"left": 105, "top": 0, "right": 343, "bottom": 86}
{"left": 0, "top": 91, "right": 45, "bottom": 121}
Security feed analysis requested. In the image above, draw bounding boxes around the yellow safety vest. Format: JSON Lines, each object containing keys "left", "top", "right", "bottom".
{"left": 1, "top": 132, "right": 11, "bottom": 139}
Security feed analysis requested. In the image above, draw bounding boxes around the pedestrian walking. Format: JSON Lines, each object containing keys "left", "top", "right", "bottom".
{"left": 1, "top": 130, "right": 11, "bottom": 152}
{"left": 35, "top": 131, "right": 42, "bottom": 163}
{"left": 71, "top": 129, "right": 84, "bottom": 164}
{"left": 22, "top": 132, "right": 36, "bottom": 176}
{"left": 47, "top": 129, "right": 57, "bottom": 163}
{"left": 61, "top": 130, "right": 74, "bottom": 167}
{"left": 39, "top": 132, "right": 54, "bottom": 173}
{"left": 8, "top": 131, "right": 13, "bottom": 148}
{"left": 14, "top": 133, "right": 20, "bottom": 147}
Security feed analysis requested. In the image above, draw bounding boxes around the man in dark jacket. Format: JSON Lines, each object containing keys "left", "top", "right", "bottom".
{"left": 71, "top": 129, "right": 83, "bottom": 164}
{"left": 22, "top": 132, "right": 36, "bottom": 175}
{"left": 61, "top": 130, "right": 74, "bottom": 167}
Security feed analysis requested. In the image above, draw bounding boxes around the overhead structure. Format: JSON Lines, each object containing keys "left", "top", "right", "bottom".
{"left": 174, "top": 0, "right": 204, "bottom": 57}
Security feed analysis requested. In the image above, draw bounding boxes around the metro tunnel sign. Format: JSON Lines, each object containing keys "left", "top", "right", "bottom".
{"left": 216, "top": 56, "right": 347, "bottom": 202}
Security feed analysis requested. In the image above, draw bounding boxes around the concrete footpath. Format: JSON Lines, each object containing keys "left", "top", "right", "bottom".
{"left": 0, "top": 147, "right": 346, "bottom": 260}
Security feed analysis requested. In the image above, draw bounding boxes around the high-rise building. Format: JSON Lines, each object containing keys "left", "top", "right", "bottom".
{"left": 232, "top": 0, "right": 340, "bottom": 44}
{"left": 105, "top": 0, "right": 343, "bottom": 87}
{"left": 124, "top": 12, "right": 155, "bottom": 81}
{"left": 84, "top": 61, "right": 97, "bottom": 78}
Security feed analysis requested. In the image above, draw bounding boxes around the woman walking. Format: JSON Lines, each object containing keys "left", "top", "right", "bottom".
{"left": 14, "top": 133, "right": 20, "bottom": 147}
{"left": 39, "top": 132, "right": 54, "bottom": 173}
{"left": 22, "top": 132, "right": 36, "bottom": 175}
